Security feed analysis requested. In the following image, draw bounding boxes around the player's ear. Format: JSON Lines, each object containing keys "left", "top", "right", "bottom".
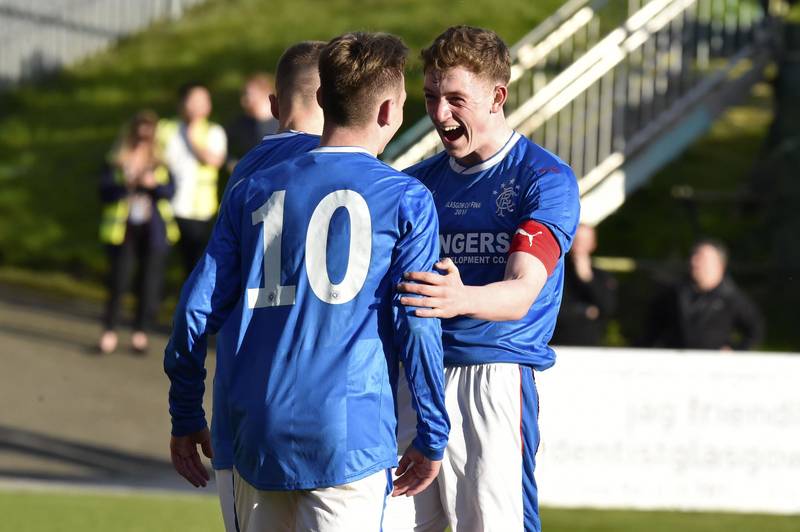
{"left": 269, "top": 94, "right": 279, "bottom": 121}
{"left": 491, "top": 84, "right": 508, "bottom": 114}
{"left": 377, "top": 97, "right": 393, "bottom": 127}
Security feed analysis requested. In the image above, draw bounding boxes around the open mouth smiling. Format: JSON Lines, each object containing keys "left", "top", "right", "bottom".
{"left": 439, "top": 124, "right": 465, "bottom": 143}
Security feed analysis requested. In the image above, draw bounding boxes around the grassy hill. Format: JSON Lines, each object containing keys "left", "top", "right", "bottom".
{"left": 0, "top": 0, "right": 562, "bottom": 279}
{"left": 1, "top": 0, "right": 797, "bottom": 348}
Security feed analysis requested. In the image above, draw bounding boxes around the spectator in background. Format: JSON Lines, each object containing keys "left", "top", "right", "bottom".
{"left": 642, "top": 239, "right": 764, "bottom": 350}
{"left": 553, "top": 223, "right": 617, "bottom": 346}
{"left": 225, "top": 73, "right": 278, "bottom": 173}
{"left": 98, "top": 110, "right": 179, "bottom": 354}
{"left": 157, "top": 82, "right": 227, "bottom": 276}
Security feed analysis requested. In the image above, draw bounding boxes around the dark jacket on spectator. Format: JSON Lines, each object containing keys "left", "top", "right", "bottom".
{"left": 553, "top": 259, "right": 617, "bottom": 346}
{"left": 641, "top": 277, "right": 764, "bottom": 350}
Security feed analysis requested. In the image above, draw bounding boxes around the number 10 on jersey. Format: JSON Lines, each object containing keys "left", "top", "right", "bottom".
{"left": 247, "top": 189, "right": 372, "bottom": 308}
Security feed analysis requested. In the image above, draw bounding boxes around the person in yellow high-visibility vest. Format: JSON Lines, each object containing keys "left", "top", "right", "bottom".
{"left": 98, "top": 110, "right": 179, "bottom": 354}
{"left": 158, "top": 82, "right": 227, "bottom": 276}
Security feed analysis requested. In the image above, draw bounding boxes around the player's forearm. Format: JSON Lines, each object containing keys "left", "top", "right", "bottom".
{"left": 165, "top": 333, "right": 209, "bottom": 436}
{"left": 168, "top": 384, "right": 208, "bottom": 436}
{"left": 163, "top": 269, "right": 217, "bottom": 436}
{"left": 462, "top": 252, "right": 549, "bottom": 321}
{"left": 396, "top": 311, "right": 450, "bottom": 459}
{"left": 461, "top": 279, "right": 540, "bottom": 321}
{"left": 402, "top": 359, "right": 449, "bottom": 459}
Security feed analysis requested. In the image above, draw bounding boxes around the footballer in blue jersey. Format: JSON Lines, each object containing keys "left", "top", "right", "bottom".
{"left": 204, "top": 41, "right": 326, "bottom": 532}
{"left": 404, "top": 131, "right": 576, "bottom": 370}
{"left": 210, "top": 130, "right": 321, "bottom": 531}
{"left": 213, "top": 130, "right": 322, "bottom": 467}
{"left": 166, "top": 32, "right": 449, "bottom": 531}
{"left": 387, "top": 27, "right": 579, "bottom": 532}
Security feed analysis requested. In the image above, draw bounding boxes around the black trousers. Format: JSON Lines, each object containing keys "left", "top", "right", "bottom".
{"left": 103, "top": 224, "right": 167, "bottom": 332}
{"left": 175, "top": 217, "right": 213, "bottom": 277}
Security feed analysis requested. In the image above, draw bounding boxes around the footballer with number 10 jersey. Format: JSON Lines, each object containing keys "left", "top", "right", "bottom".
{"left": 165, "top": 146, "right": 450, "bottom": 490}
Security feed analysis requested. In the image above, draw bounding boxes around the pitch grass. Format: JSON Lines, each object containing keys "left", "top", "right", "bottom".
{"left": 0, "top": 490, "right": 223, "bottom": 532}
{"left": 1, "top": 490, "right": 798, "bottom": 532}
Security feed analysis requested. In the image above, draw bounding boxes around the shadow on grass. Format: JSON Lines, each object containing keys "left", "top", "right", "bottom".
{"left": 0, "top": 425, "right": 190, "bottom": 491}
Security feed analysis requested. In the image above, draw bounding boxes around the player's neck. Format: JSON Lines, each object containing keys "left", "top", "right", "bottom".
{"left": 278, "top": 109, "right": 323, "bottom": 136}
{"left": 320, "top": 124, "right": 383, "bottom": 156}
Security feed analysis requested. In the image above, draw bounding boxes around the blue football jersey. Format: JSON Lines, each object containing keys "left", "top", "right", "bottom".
{"left": 223, "top": 131, "right": 321, "bottom": 200}
{"left": 212, "top": 131, "right": 320, "bottom": 470}
{"left": 405, "top": 132, "right": 580, "bottom": 370}
{"left": 165, "top": 146, "right": 449, "bottom": 491}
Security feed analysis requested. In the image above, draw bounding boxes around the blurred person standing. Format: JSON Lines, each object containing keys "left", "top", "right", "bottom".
{"left": 158, "top": 82, "right": 227, "bottom": 276}
{"left": 642, "top": 239, "right": 764, "bottom": 350}
{"left": 552, "top": 223, "right": 617, "bottom": 346}
{"left": 225, "top": 73, "right": 279, "bottom": 173}
{"left": 98, "top": 110, "right": 179, "bottom": 354}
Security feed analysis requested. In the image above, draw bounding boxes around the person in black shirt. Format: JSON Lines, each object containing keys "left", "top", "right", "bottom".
{"left": 642, "top": 239, "right": 764, "bottom": 350}
{"left": 225, "top": 73, "right": 279, "bottom": 173}
{"left": 553, "top": 224, "right": 617, "bottom": 346}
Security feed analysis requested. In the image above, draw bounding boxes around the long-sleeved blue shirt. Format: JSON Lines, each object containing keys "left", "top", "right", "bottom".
{"left": 165, "top": 146, "right": 450, "bottom": 490}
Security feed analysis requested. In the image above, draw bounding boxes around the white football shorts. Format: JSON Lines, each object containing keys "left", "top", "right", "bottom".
{"left": 384, "top": 363, "right": 541, "bottom": 532}
{"left": 215, "top": 468, "right": 238, "bottom": 532}
{"left": 232, "top": 467, "right": 391, "bottom": 532}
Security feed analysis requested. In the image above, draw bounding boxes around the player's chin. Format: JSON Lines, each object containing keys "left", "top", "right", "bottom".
{"left": 440, "top": 136, "right": 469, "bottom": 159}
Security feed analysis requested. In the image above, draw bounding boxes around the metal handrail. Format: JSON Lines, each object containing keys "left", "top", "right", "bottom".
{"left": 384, "top": 0, "right": 609, "bottom": 166}
{"left": 387, "top": 0, "right": 776, "bottom": 226}
{"left": 530, "top": 0, "right": 771, "bottom": 223}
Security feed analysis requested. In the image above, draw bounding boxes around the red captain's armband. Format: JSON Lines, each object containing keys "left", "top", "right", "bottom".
{"left": 508, "top": 220, "right": 561, "bottom": 276}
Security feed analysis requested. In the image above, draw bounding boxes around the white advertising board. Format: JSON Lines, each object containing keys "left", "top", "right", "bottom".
{"left": 535, "top": 347, "right": 800, "bottom": 514}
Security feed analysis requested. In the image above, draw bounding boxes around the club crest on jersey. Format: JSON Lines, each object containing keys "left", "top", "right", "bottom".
{"left": 492, "top": 179, "right": 520, "bottom": 217}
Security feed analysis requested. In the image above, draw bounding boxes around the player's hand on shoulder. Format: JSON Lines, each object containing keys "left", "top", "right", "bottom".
{"left": 398, "top": 258, "right": 468, "bottom": 319}
{"left": 392, "top": 445, "right": 442, "bottom": 497}
{"left": 170, "top": 427, "right": 213, "bottom": 488}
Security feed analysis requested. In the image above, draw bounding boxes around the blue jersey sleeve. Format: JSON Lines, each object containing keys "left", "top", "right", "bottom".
{"left": 519, "top": 163, "right": 581, "bottom": 256}
{"left": 391, "top": 180, "right": 450, "bottom": 460}
{"left": 164, "top": 187, "right": 245, "bottom": 437}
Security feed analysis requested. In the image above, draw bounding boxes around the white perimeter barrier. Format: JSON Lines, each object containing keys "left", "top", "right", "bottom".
{"left": 535, "top": 347, "right": 800, "bottom": 514}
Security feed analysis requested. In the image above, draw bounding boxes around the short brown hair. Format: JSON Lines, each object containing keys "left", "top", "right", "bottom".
{"left": 319, "top": 32, "right": 408, "bottom": 126}
{"left": 422, "top": 26, "right": 511, "bottom": 84}
{"left": 275, "top": 41, "right": 326, "bottom": 104}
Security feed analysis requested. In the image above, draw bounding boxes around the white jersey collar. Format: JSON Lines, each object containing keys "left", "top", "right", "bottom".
{"left": 449, "top": 131, "right": 521, "bottom": 175}
{"left": 262, "top": 130, "right": 308, "bottom": 141}
{"left": 311, "top": 146, "right": 375, "bottom": 157}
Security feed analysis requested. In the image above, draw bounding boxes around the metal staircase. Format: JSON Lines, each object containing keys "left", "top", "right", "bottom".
{"left": 385, "top": 0, "right": 787, "bottom": 225}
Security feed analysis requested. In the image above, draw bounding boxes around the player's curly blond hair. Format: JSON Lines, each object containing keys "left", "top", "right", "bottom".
{"left": 422, "top": 26, "right": 511, "bottom": 84}
{"left": 319, "top": 32, "right": 408, "bottom": 126}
